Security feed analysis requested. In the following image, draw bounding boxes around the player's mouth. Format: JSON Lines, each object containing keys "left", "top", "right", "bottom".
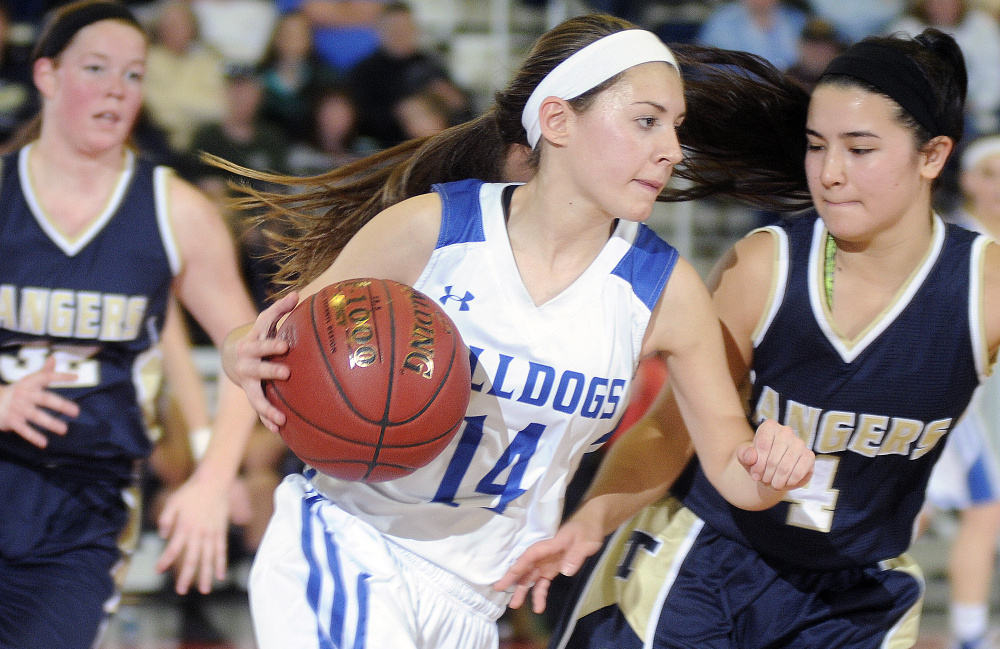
{"left": 94, "top": 111, "right": 121, "bottom": 125}
{"left": 820, "top": 196, "right": 862, "bottom": 209}
{"left": 634, "top": 179, "right": 665, "bottom": 194}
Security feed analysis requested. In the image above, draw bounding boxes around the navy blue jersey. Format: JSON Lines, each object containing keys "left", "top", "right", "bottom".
{"left": 674, "top": 213, "right": 989, "bottom": 570}
{"left": 0, "top": 146, "right": 177, "bottom": 481}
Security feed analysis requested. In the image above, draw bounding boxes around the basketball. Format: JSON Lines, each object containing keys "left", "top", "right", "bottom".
{"left": 263, "top": 278, "right": 471, "bottom": 482}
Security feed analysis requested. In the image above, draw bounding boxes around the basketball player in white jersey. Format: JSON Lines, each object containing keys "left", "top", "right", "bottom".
{"left": 220, "top": 13, "right": 814, "bottom": 649}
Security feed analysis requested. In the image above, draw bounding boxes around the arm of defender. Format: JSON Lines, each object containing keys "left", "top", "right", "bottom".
{"left": 496, "top": 232, "right": 813, "bottom": 612}
{"left": 155, "top": 173, "right": 260, "bottom": 595}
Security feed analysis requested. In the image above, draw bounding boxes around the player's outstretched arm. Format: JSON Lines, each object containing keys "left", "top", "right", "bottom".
{"left": 154, "top": 174, "right": 261, "bottom": 594}
{"left": 0, "top": 356, "right": 80, "bottom": 447}
{"left": 494, "top": 375, "right": 698, "bottom": 611}
{"left": 659, "top": 254, "right": 813, "bottom": 509}
{"left": 497, "top": 236, "right": 814, "bottom": 612}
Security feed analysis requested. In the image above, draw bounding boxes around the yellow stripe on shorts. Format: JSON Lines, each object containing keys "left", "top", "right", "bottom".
{"left": 577, "top": 497, "right": 702, "bottom": 642}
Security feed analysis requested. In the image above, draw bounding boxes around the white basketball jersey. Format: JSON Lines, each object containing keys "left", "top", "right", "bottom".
{"left": 310, "top": 179, "right": 679, "bottom": 587}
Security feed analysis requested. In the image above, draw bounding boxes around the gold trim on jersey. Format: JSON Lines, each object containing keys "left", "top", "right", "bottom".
{"left": 154, "top": 166, "right": 182, "bottom": 276}
{"left": 748, "top": 226, "right": 788, "bottom": 347}
{"left": 107, "top": 480, "right": 144, "bottom": 615}
{"left": 810, "top": 217, "right": 945, "bottom": 363}
{"left": 971, "top": 235, "right": 995, "bottom": 380}
{"left": 19, "top": 144, "right": 136, "bottom": 256}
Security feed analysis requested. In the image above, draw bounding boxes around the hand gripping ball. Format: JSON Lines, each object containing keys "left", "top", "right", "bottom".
{"left": 264, "top": 279, "right": 471, "bottom": 482}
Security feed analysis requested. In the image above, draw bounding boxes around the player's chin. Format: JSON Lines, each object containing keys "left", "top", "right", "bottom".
{"left": 622, "top": 194, "right": 659, "bottom": 222}
{"left": 620, "top": 204, "right": 656, "bottom": 224}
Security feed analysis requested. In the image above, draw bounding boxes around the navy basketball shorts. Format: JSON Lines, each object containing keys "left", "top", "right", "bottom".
{"left": 549, "top": 497, "right": 924, "bottom": 649}
{"left": 0, "top": 458, "right": 136, "bottom": 649}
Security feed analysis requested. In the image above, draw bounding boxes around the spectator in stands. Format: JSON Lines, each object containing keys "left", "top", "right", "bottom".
{"left": 0, "top": 4, "right": 38, "bottom": 146}
{"left": 787, "top": 17, "right": 846, "bottom": 90}
{"left": 698, "top": 0, "right": 808, "bottom": 70}
{"left": 888, "top": 0, "right": 1000, "bottom": 138}
{"left": 807, "top": 0, "right": 904, "bottom": 42}
{"left": 190, "top": 0, "right": 278, "bottom": 67}
{"left": 347, "top": 1, "right": 471, "bottom": 148}
{"left": 190, "top": 67, "right": 289, "bottom": 197}
{"left": 189, "top": 66, "right": 290, "bottom": 314}
{"left": 143, "top": 0, "right": 226, "bottom": 153}
{"left": 285, "top": 84, "right": 377, "bottom": 177}
{"left": 275, "top": 0, "right": 387, "bottom": 75}
{"left": 394, "top": 90, "right": 450, "bottom": 140}
{"left": 256, "top": 11, "right": 340, "bottom": 142}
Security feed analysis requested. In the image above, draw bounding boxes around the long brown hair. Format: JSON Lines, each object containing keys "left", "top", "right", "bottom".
{"left": 223, "top": 14, "right": 827, "bottom": 294}
{"left": 221, "top": 13, "right": 640, "bottom": 292}
{"left": 663, "top": 45, "right": 812, "bottom": 211}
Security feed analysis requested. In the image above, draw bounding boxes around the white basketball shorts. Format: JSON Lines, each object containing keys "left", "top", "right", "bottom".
{"left": 249, "top": 473, "right": 504, "bottom": 649}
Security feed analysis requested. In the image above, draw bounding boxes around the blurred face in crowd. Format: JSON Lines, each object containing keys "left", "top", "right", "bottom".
{"left": 316, "top": 93, "right": 356, "bottom": 151}
{"left": 395, "top": 94, "right": 448, "bottom": 139}
{"left": 274, "top": 12, "right": 312, "bottom": 62}
{"left": 743, "top": 0, "right": 781, "bottom": 15}
{"left": 226, "top": 76, "right": 263, "bottom": 125}
{"left": 922, "top": 0, "right": 964, "bottom": 25}
{"left": 962, "top": 152, "right": 1000, "bottom": 218}
{"left": 380, "top": 10, "right": 419, "bottom": 58}
{"left": 157, "top": 2, "right": 198, "bottom": 54}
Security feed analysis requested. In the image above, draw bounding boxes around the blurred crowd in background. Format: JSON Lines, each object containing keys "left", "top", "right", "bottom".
{"left": 4, "top": 0, "right": 999, "bottom": 286}
{"left": 8, "top": 1, "right": 1000, "bottom": 646}
{"left": 3, "top": 0, "right": 999, "bottom": 315}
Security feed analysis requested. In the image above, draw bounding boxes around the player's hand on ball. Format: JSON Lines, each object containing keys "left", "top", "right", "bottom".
{"left": 0, "top": 355, "right": 80, "bottom": 447}
{"left": 225, "top": 292, "right": 298, "bottom": 433}
{"left": 737, "top": 419, "right": 814, "bottom": 491}
{"left": 494, "top": 517, "right": 605, "bottom": 614}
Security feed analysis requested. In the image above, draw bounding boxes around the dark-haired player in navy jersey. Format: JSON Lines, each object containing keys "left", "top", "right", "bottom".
{"left": 498, "top": 28, "right": 1000, "bottom": 649}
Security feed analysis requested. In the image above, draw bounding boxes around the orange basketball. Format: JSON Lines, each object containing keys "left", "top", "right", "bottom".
{"left": 264, "top": 279, "right": 471, "bottom": 482}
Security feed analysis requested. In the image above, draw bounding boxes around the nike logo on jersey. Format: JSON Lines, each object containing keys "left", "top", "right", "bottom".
{"left": 0, "top": 284, "right": 148, "bottom": 341}
{"left": 440, "top": 286, "right": 474, "bottom": 311}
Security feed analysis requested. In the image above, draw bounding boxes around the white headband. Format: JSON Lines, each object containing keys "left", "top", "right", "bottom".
{"left": 962, "top": 135, "right": 1000, "bottom": 171}
{"left": 521, "top": 29, "right": 680, "bottom": 148}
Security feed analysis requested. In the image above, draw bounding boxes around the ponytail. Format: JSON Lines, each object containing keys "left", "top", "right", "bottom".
{"left": 222, "top": 13, "right": 638, "bottom": 294}
{"left": 220, "top": 112, "right": 510, "bottom": 292}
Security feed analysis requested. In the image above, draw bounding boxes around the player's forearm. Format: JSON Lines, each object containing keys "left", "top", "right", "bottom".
{"left": 712, "top": 456, "right": 787, "bottom": 511}
{"left": 221, "top": 323, "right": 253, "bottom": 386}
{"left": 698, "top": 416, "right": 800, "bottom": 512}
{"left": 575, "top": 417, "right": 694, "bottom": 535}
{"left": 190, "top": 377, "right": 258, "bottom": 486}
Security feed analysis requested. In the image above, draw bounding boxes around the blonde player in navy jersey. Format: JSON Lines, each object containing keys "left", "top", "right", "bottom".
{"left": 498, "top": 27, "right": 1000, "bottom": 649}
{"left": 220, "top": 13, "right": 815, "bottom": 649}
{"left": 0, "top": 2, "right": 259, "bottom": 648}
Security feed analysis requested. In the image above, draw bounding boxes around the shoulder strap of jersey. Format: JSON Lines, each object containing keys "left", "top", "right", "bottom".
{"left": 748, "top": 225, "right": 789, "bottom": 347}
